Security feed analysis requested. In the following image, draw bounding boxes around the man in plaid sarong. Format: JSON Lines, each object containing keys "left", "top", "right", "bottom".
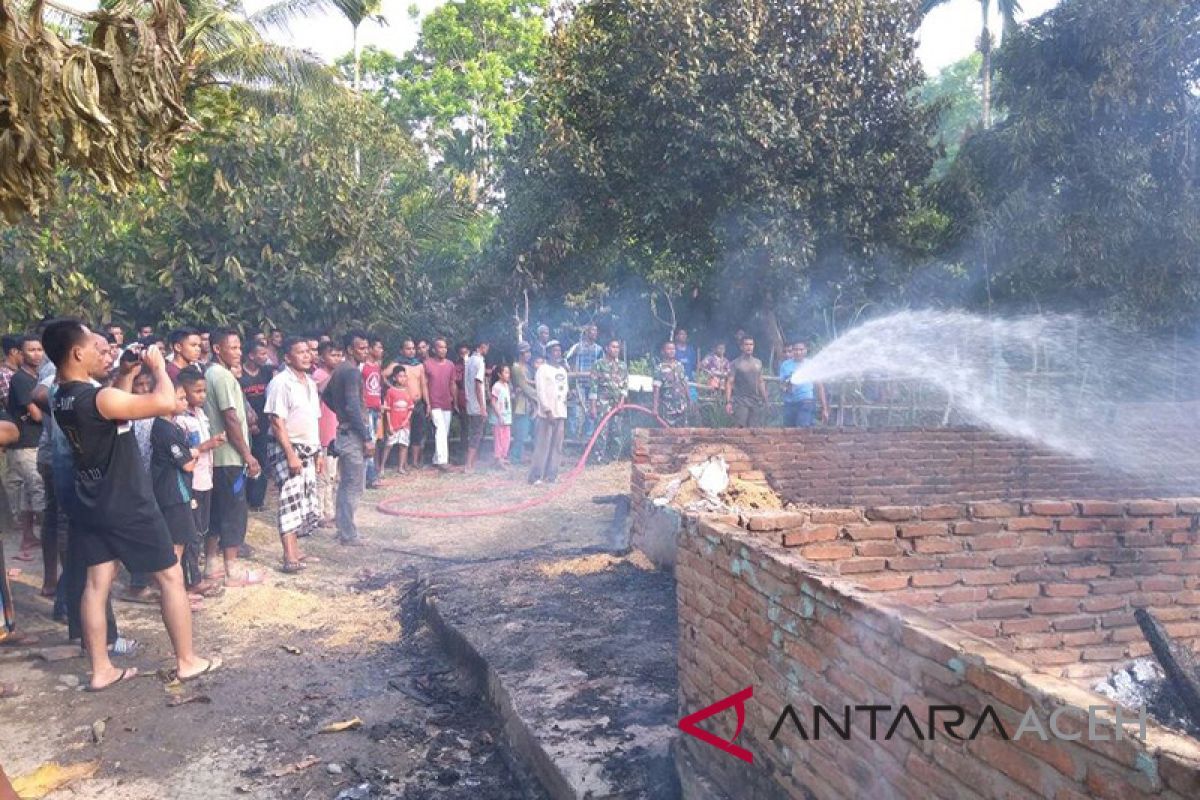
{"left": 263, "top": 338, "right": 324, "bottom": 573}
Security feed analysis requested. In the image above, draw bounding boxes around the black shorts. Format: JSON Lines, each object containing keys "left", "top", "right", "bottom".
{"left": 467, "top": 414, "right": 487, "bottom": 449}
{"left": 209, "top": 465, "right": 248, "bottom": 549}
{"left": 162, "top": 502, "right": 200, "bottom": 547}
{"left": 192, "top": 490, "right": 212, "bottom": 536}
{"left": 410, "top": 401, "right": 429, "bottom": 444}
{"left": 77, "top": 509, "right": 178, "bottom": 575}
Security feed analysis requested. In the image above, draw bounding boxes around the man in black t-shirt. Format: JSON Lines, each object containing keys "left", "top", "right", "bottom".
{"left": 44, "top": 319, "right": 220, "bottom": 692}
{"left": 4, "top": 335, "right": 46, "bottom": 560}
{"left": 240, "top": 341, "right": 274, "bottom": 510}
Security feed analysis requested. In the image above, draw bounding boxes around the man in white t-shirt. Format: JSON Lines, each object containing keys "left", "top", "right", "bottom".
{"left": 527, "top": 341, "right": 569, "bottom": 484}
{"left": 463, "top": 340, "right": 489, "bottom": 473}
{"left": 263, "top": 338, "right": 323, "bottom": 573}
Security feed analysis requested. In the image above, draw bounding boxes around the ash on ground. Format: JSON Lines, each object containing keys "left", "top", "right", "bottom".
{"left": 1093, "top": 658, "right": 1200, "bottom": 738}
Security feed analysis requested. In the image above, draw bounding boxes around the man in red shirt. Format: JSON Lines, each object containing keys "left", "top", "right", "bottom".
{"left": 423, "top": 338, "right": 458, "bottom": 471}
{"left": 312, "top": 341, "right": 344, "bottom": 528}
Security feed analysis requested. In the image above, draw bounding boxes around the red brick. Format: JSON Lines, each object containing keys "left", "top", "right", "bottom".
{"left": 745, "top": 510, "right": 810, "bottom": 531}
{"left": 993, "top": 550, "right": 1045, "bottom": 568}
{"left": 800, "top": 543, "right": 855, "bottom": 561}
{"left": 1126, "top": 499, "right": 1176, "bottom": 516}
{"left": 1065, "top": 565, "right": 1111, "bottom": 580}
{"left": 963, "top": 570, "right": 1016, "bottom": 586}
{"left": 1016, "top": 566, "right": 1063, "bottom": 583}
{"left": 968, "top": 533, "right": 1023, "bottom": 551}
{"left": 1032, "top": 598, "right": 1080, "bottom": 615}
{"left": 843, "top": 523, "right": 897, "bottom": 541}
{"left": 1100, "top": 611, "right": 1136, "bottom": 628}
{"left": 866, "top": 505, "right": 916, "bottom": 522}
{"left": 953, "top": 521, "right": 1003, "bottom": 535}
{"left": 1153, "top": 516, "right": 1193, "bottom": 532}
{"left": 1030, "top": 501, "right": 1077, "bottom": 515}
{"left": 939, "top": 587, "right": 989, "bottom": 604}
{"left": 911, "top": 571, "right": 960, "bottom": 588}
{"left": 1104, "top": 518, "right": 1151, "bottom": 533}
{"left": 1091, "top": 578, "right": 1138, "bottom": 595}
{"left": 1033, "top": 649, "right": 1081, "bottom": 666}
{"left": 1014, "top": 632, "right": 1063, "bottom": 649}
{"left": 1044, "top": 583, "right": 1090, "bottom": 598}
{"left": 1140, "top": 546, "right": 1183, "bottom": 561}
{"left": 1006, "top": 517, "right": 1054, "bottom": 531}
{"left": 856, "top": 540, "right": 903, "bottom": 557}
{"left": 1071, "top": 531, "right": 1117, "bottom": 547}
{"left": 1176, "top": 498, "right": 1200, "bottom": 513}
{"left": 971, "top": 735, "right": 1046, "bottom": 793}
{"left": 888, "top": 556, "right": 938, "bottom": 571}
{"left": 1002, "top": 617, "right": 1050, "bottom": 634}
{"left": 977, "top": 600, "right": 1031, "bottom": 619}
{"left": 837, "top": 558, "right": 887, "bottom": 575}
{"left": 898, "top": 522, "right": 949, "bottom": 538}
{"left": 1140, "top": 575, "right": 1185, "bottom": 592}
{"left": 970, "top": 501, "right": 1022, "bottom": 518}
{"left": 1176, "top": 590, "right": 1200, "bottom": 605}
{"left": 1081, "top": 646, "right": 1128, "bottom": 662}
{"left": 921, "top": 504, "right": 966, "bottom": 520}
{"left": 782, "top": 525, "right": 841, "bottom": 547}
{"left": 809, "top": 508, "right": 863, "bottom": 525}
{"left": 989, "top": 584, "right": 1040, "bottom": 600}
{"left": 1060, "top": 518, "right": 1105, "bottom": 533}
{"left": 913, "top": 537, "right": 962, "bottom": 555}
{"left": 965, "top": 664, "right": 1031, "bottom": 710}
{"left": 1078, "top": 501, "right": 1124, "bottom": 516}
{"left": 856, "top": 573, "right": 910, "bottom": 592}
{"left": 942, "top": 553, "right": 993, "bottom": 569}
{"left": 1052, "top": 615, "right": 1097, "bottom": 632}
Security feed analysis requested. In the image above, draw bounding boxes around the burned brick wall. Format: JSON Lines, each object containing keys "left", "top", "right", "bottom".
{"left": 677, "top": 518, "right": 1200, "bottom": 800}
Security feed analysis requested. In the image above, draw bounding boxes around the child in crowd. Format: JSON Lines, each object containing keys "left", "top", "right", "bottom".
{"left": 490, "top": 364, "right": 513, "bottom": 466}
{"left": 178, "top": 367, "right": 224, "bottom": 588}
{"left": 151, "top": 383, "right": 204, "bottom": 610}
{"left": 381, "top": 365, "right": 413, "bottom": 476}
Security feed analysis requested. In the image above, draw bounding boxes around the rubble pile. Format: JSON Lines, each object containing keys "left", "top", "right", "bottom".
{"left": 650, "top": 456, "right": 783, "bottom": 514}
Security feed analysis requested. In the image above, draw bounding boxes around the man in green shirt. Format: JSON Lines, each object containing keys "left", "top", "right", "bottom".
{"left": 589, "top": 339, "right": 628, "bottom": 463}
{"left": 204, "top": 329, "right": 263, "bottom": 587}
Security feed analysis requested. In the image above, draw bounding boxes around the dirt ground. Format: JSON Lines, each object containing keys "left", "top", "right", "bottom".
{"left": 1, "top": 461, "right": 632, "bottom": 799}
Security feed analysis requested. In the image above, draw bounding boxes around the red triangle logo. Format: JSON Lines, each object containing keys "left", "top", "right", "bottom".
{"left": 678, "top": 686, "right": 754, "bottom": 764}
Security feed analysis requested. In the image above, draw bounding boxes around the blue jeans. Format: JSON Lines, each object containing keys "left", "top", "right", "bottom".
{"left": 783, "top": 400, "right": 816, "bottom": 428}
{"left": 335, "top": 429, "right": 366, "bottom": 542}
{"left": 511, "top": 414, "right": 532, "bottom": 461}
{"left": 365, "top": 410, "right": 380, "bottom": 486}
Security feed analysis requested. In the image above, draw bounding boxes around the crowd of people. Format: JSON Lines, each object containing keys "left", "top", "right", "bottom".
{"left": 0, "top": 317, "right": 827, "bottom": 696}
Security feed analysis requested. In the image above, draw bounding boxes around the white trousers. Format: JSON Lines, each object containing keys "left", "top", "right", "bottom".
{"left": 431, "top": 409, "right": 453, "bottom": 465}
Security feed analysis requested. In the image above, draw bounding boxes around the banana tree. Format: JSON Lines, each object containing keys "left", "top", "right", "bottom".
{"left": 921, "top": 0, "right": 1021, "bottom": 128}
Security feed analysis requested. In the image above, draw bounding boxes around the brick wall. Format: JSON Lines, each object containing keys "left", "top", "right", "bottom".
{"left": 740, "top": 500, "right": 1200, "bottom": 682}
{"left": 632, "top": 427, "right": 1200, "bottom": 514}
{"left": 677, "top": 518, "right": 1200, "bottom": 800}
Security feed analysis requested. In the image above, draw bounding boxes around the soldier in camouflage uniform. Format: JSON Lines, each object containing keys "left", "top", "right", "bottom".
{"left": 653, "top": 341, "right": 692, "bottom": 427}
{"left": 589, "top": 339, "right": 629, "bottom": 463}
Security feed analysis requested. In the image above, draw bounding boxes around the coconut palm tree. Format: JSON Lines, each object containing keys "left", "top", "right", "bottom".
{"left": 253, "top": 0, "right": 386, "bottom": 91}
{"left": 921, "top": 0, "right": 1021, "bottom": 128}
{"left": 180, "top": 0, "right": 343, "bottom": 109}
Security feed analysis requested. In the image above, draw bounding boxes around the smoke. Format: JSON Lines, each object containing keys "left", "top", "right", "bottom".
{"left": 791, "top": 310, "right": 1200, "bottom": 482}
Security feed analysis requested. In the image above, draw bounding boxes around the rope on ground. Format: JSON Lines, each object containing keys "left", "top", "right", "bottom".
{"left": 376, "top": 403, "right": 668, "bottom": 519}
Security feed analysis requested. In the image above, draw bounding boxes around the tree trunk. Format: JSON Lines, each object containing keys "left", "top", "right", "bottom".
{"left": 352, "top": 24, "right": 361, "bottom": 178}
{"left": 979, "top": 3, "right": 992, "bottom": 129}
{"left": 759, "top": 301, "right": 785, "bottom": 371}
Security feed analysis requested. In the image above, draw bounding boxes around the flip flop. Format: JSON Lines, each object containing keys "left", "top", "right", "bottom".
{"left": 0, "top": 632, "right": 38, "bottom": 647}
{"left": 281, "top": 561, "right": 306, "bottom": 574}
{"left": 86, "top": 667, "right": 139, "bottom": 693}
{"left": 178, "top": 657, "right": 223, "bottom": 683}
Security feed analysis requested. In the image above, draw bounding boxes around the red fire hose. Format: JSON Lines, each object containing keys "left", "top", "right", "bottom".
{"left": 376, "top": 402, "right": 668, "bottom": 519}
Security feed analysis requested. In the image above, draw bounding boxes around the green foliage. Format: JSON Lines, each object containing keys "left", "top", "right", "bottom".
{"left": 943, "top": 0, "right": 1200, "bottom": 330}
{"left": 499, "top": 0, "right": 937, "bottom": 335}
{"left": 918, "top": 53, "right": 984, "bottom": 179}
{"left": 386, "top": 0, "right": 549, "bottom": 202}
{"left": 0, "top": 90, "right": 478, "bottom": 337}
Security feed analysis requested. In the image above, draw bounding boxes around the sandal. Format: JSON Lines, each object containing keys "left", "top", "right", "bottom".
{"left": 189, "top": 580, "right": 224, "bottom": 599}
{"left": 281, "top": 561, "right": 306, "bottom": 574}
{"left": 0, "top": 632, "right": 38, "bottom": 647}
{"left": 224, "top": 569, "right": 265, "bottom": 588}
{"left": 178, "top": 657, "right": 223, "bottom": 683}
{"left": 86, "top": 667, "right": 139, "bottom": 693}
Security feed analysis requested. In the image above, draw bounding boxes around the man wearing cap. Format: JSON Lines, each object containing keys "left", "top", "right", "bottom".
{"left": 528, "top": 341, "right": 569, "bottom": 484}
